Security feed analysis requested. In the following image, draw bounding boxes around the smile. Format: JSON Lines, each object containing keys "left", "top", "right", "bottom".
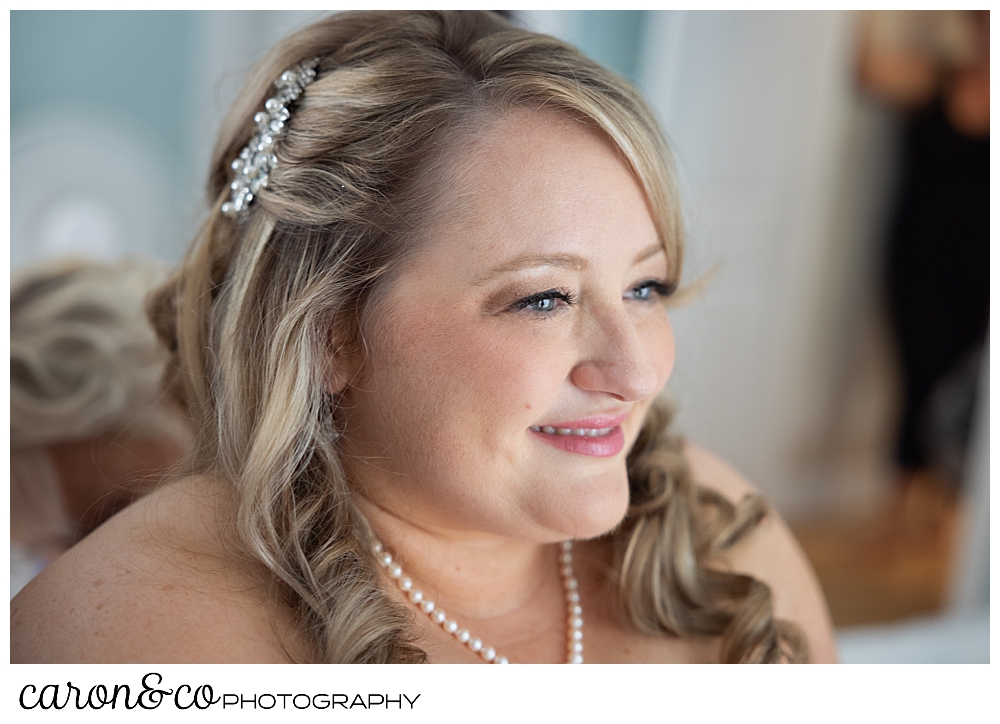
{"left": 528, "top": 414, "right": 628, "bottom": 458}
{"left": 529, "top": 425, "right": 615, "bottom": 437}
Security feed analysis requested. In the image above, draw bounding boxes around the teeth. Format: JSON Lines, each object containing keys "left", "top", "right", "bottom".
{"left": 531, "top": 425, "right": 615, "bottom": 437}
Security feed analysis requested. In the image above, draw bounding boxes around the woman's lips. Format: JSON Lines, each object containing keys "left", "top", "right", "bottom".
{"left": 528, "top": 414, "right": 628, "bottom": 457}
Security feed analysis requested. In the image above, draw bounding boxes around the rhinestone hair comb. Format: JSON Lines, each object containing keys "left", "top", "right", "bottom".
{"left": 221, "top": 59, "right": 320, "bottom": 218}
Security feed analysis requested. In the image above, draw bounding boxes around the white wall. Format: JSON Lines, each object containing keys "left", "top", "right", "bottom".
{"left": 636, "top": 11, "right": 861, "bottom": 515}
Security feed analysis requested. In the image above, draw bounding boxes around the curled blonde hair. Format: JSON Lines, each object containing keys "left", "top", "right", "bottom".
{"left": 149, "top": 10, "right": 806, "bottom": 663}
{"left": 12, "top": 258, "right": 171, "bottom": 447}
{"left": 11, "top": 257, "right": 185, "bottom": 543}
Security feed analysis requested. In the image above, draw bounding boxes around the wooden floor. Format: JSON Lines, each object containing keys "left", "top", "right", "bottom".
{"left": 790, "top": 474, "right": 961, "bottom": 628}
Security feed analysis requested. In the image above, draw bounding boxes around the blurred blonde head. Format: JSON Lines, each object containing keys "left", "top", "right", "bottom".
{"left": 11, "top": 257, "right": 189, "bottom": 546}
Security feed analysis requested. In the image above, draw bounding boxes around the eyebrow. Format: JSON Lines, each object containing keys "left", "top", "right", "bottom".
{"left": 473, "top": 242, "right": 665, "bottom": 285}
{"left": 472, "top": 253, "right": 588, "bottom": 285}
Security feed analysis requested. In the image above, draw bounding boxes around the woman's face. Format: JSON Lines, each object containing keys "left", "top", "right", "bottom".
{"left": 338, "top": 111, "right": 675, "bottom": 543}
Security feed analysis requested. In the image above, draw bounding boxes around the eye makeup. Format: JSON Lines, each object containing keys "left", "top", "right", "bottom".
{"left": 481, "top": 279, "right": 573, "bottom": 316}
{"left": 510, "top": 288, "right": 578, "bottom": 313}
{"left": 626, "top": 279, "right": 677, "bottom": 301}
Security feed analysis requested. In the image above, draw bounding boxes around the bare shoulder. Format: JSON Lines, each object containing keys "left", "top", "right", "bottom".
{"left": 10, "top": 476, "right": 306, "bottom": 663}
{"left": 684, "top": 442, "right": 839, "bottom": 663}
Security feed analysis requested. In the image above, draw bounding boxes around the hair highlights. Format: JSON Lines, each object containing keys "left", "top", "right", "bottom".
{"left": 149, "top": 10, "right": 806, "bottom": 663}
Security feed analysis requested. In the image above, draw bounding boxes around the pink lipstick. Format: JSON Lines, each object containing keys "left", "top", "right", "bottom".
{"left": 528, "top": 413, "right": 628, "bottom": 457}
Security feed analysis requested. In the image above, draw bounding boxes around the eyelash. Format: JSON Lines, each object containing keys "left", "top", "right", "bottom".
{"left": 626, "top": 279, "right": 677, "bottom": 302}
{"left": 511, "top": 288, "right": 578, "bottom": 314}
{"left": 511, "top": 279, "right": 676, "bottom": 314}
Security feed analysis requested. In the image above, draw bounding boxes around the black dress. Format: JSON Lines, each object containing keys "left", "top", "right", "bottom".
{"left": 884, "top": 100, "right": 989, "bottom": 476}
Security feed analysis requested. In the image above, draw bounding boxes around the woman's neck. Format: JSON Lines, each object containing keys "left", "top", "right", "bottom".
{"left": 356, "top": 495, "right": 560, "bottom": 620}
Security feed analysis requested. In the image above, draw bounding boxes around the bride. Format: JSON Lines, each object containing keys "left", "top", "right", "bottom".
{"left": 11, "top": 10, "right": 836, "bottom": 664}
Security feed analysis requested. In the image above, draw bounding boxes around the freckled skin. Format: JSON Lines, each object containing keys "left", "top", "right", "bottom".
{"left": 337, "top": 112, "right": 675, "bottom": 543}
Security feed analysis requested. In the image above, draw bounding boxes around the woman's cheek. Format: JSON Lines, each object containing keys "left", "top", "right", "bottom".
{"left": 470, "top": 330, "right": 571, "bottom": 410}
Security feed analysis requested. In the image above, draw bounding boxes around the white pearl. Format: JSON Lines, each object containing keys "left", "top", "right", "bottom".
{"left": 265, "top": 98, "right": 280, "bottom": 113}
{"left": 372, "top": 537, "right": 584, "bottom": 666}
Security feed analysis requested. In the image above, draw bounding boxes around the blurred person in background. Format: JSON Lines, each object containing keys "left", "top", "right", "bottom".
{"left": 857, "top": 10, "right": 989, "bottom": 533}
{"left": 10, "top": 258, "right": 193, "bottom": 597}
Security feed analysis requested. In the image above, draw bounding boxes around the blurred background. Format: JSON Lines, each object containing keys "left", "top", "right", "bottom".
{"left": 10, "top": 10, "right": 990, "bottom": 662}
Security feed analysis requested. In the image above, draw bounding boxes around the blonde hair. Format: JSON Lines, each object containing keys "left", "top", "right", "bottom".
{"left": 149, "top": 10, "right": 806, "bottom": 663}
{"left": 11, "top": 257, "right": 185, "bottom": 543}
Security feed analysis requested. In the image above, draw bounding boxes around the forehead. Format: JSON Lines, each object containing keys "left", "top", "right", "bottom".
{"left": 442, "top": 111, "right": 634, "bottom": 207}
{"left": 416, "top": 110, "right": 660, "bottom": 268}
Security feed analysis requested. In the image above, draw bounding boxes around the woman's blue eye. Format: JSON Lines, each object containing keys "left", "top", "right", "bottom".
{"left": 529, "top": 297, "right": 558, "bottom": 312}
{"left": 627, "top": 280, "right": 675, "bottom": 302}
{"left": 512, "top": 289, "right": 576, "bottom": 313}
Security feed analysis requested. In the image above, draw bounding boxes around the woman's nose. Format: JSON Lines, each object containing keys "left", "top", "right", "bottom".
{"left": 569, "top": 309, "right": 660, "bottom": 402}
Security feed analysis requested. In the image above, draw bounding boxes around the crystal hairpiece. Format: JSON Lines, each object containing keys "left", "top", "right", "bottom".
{"left": 221, "top": 58, "right": 320, "bottom": 218}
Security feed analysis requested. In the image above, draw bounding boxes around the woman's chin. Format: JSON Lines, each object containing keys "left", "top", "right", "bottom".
{"left": 569, "top": 497, "right": 630, "bottom": 540}
{"left": 531, "top": 475, "right": 631, "bottom": 542}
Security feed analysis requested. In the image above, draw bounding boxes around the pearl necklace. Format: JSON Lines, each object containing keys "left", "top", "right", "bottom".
{"left": 373, "top": 539, "right": 584, "bottom": 664}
